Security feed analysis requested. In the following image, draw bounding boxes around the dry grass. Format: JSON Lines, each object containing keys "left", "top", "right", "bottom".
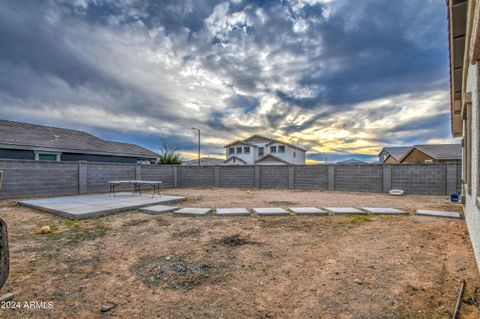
{"left": 0, "top": 189, "right": 478, "bottom": 318}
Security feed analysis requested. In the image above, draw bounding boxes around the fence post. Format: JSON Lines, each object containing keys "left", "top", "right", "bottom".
{"left": 255, "top": 165, "right": 261, "bottom": 188}
{"left": 135, "top": 164, "right": 141, "bottom": 180}
{"left": 214, "top": 166, "right": 220, "bottom": 187}
{"left": 382, "top": 164, "right": 392, "bottom": 193}
{"left": 173, "top": 166, "right": 178, "bottom": 188}
{"left": 288, "top": 166, "right": 295, "bottom": 189}
{"left": 446, "top": 162, "right": 458, "bottom": 194}
{"left": 327, "top": 165, "right": 335, "bottom": 191}
{"left": 78, "top": 161, "right": 88, "bottom": 194}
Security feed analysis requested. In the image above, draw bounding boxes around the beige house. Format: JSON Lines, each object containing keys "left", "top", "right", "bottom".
{"left": 448, "top": 0, "right": 480, "bottom": 270}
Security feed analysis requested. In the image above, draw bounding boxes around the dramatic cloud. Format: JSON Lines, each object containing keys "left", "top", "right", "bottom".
{"left": 0, "top": 0, "right": 456, "bottom": 162}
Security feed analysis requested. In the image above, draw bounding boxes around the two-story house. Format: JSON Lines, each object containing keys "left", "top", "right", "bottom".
{"left": 223, "top": 135, "right": 306, "bottom": 165}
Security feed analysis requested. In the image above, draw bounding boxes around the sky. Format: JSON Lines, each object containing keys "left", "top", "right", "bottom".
{"left": 0, "top": 0, "right": 457, "bottom": 163}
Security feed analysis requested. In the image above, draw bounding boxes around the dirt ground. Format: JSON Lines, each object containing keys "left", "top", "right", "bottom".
{"left": 0, "top": 188, "right": 479, "bottom": 318}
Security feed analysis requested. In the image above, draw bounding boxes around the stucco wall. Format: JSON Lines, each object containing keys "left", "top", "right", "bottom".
{"left": 464, "top": 62, "right": 480, "bottom": 271}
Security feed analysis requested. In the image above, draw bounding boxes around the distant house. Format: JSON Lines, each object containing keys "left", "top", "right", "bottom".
{"left": 399, "top": 144, "right": 462, "bottom": 164}
{"left": 224, "top": 134, "right": 306, "bottom": 165}
{"left": 181, "top": 157, "right": 224, "bottom": 166}
{"left": 0, "top": 119, "right": 159, "bottom": 163}
{"left": 378, "top": 146, "right": 411, "bottom": 164}
{"left": 336, "top": 159, "right": 368, "bottom": 165}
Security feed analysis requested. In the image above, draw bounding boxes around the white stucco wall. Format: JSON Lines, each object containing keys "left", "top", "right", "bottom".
{"left": 464, "top": 62, "right": 480, "bottom": 272}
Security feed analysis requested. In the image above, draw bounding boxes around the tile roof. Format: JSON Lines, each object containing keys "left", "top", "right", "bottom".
{"left": 409, "top": 144, "right": 462, "bottom": 160}
{"left": 181, "top": 158, "right": 225, "bottom": 166}
{"left": 380, "top": 146, "right": 411, "bottom": 160}
{"left": 0, "top": 119, "right": 159, "bottom": 158}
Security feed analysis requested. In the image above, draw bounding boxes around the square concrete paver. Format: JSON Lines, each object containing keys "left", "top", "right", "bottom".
{"left": 139, "top": 205, "right": 178, "bottom": 214}
{"left": 18, "top": 193, "right": 185, "bottom": 219}
{"left": 253, "top": 208, "right": 289, "bottom": 216}
{"left": 362, "top": 207, "right": 407, "bottom": 215}
{"left": 174, "top": 208, "right": 211, "bottom": 216}
{"left": 216, "top": 208, "right": 250, "bottom": 216}
{"left": 416, "top": 210, "right": 461, "bottom": 219}
{"left": 324, "top": 207, "right": 365, "bottom": 214}
{"left": 288, "top": 207, "right": 328, "bottom": 215}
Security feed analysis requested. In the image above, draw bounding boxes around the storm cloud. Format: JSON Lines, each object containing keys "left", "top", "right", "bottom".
{"left": 0, "top": 0, "right": 455, "bottom": 162}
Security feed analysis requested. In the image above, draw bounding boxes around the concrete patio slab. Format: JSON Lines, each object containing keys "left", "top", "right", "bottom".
{"left": 288, "top": 207, "right": 328, "bottom": 215}
{"left": 174, "top": 208, "right": 211, "bottom": 216}
{"left": 253, "top": 208, "right": 289, "bottom": 215}
{"left": 362, "top": 207, "right": 407, "bottom": 215}
{"left": 18, "top": 193, "right": 185, "bottom": 219}
{"left": 139, "top": 205, "right": 178, "bottom": 214}
{"left": 324, "top": 207, "right": 365, "bottom": 214}
{"left": 216, "top": 208, "right": 250, "bottom": 216}
{"left": 416, "top": 209, "right": 461, "bottom": 219}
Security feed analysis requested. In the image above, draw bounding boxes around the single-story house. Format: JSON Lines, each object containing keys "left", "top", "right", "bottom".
{"left": 378, "top": 146, "right": 411, "bottom": 163}
{"left": 0, "top": 119, "right": 159, "bottom": 163}
{"left": 181, "top": 158, "right": 224, "bottom": 166}
{"left": 399, "top": 144, "right": 462, "bottom": 164}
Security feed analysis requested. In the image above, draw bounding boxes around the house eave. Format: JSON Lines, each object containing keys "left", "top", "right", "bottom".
{"left": 0, "top": 143, "right": 159, "bottom": 159}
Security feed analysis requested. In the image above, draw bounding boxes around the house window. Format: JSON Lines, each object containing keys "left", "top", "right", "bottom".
{"left": 293, "top": 151, "right": 296, "bottom": 158}
{"left": 35, "top": 152, "right": 60, "bottom": 161}
{"left": 236, "top": 147, "right": 243, "bottom": 154}
{"left": 258, "top": 147, "right": 264, "bottom": 156}
{"left": 244, "top": 147, "right": 250, "bottom": 154}
{"left": 270, "top": 146, "right": 277, "bottom": 153}
{"left": 229, "top": 147, "right": 235, "bottom": 155}
{"left": 278, "top": 145, "right": 285, "bottom": 153}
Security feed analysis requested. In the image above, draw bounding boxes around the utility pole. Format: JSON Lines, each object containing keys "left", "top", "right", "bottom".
{"left": 192, "top": 128, "right": 200, "bottom": 166}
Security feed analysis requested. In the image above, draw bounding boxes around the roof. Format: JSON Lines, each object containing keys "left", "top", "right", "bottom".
{"left": 223, "top": 140, "right": 257, "bottom": 148}
{"left": 400, "top": 144, "right": 462, "bottom": 162}
{"left": 336, "top": 159, "right": 368, "bottom": 165}
{"left": 223, "top": 156, "right": 247, "bottom": 164}
{"left": 379, "top": 146, "right": 411, "bottom": 161}
{"left": 181, "top": 157, "right": 224, "bottom": 166}
{"left": 0, "top": 119, "right": 159, "bottom": 159}
{"left": 226, "top": 134, "right": 306, "bottom": 152}
{"left": 254, "top": 154, "right": 290, "bottom": 164}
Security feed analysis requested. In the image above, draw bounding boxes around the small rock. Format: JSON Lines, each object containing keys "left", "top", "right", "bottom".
{"left": 354, "top": 279, "right": 363, "bottom": 285}
{"left": 40, "top": 226, "right": 51, "bottom": 234}
{"left": 165, "top": 256, "right": 171, "bottom": 260}
{"left": 100, "top": 303, "right": 116, "bottom": 313}
{"left": 0, "top": 293, "right": 14, "bottom": 302}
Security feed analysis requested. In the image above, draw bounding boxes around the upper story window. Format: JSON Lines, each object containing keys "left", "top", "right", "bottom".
{"left": 293, "top": 151, "right": 296, "bottom": 158}
{"left": 244, "top": 146, "right": 250, "bottom": 154}
{"left": 228, "top": 147, "right": 235, "bottom": 155}
{"left": 236, "top": 147, "right": 243, "bottom": 154}
{"left": 258, "top": 147, "right": 264, "bottom": 156}
{"left": 270, "top": 146, "right": 277, "bottom": 153}
{"left": 278, "top": 145, "right": 285, "bottom": 153}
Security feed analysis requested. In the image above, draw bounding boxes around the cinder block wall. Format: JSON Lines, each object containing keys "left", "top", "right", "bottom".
{"left": 0, "top": 160, "right": 461, "bottom": 199}
{"left": 0, "top": 160, "right": 79, "bottom": 199}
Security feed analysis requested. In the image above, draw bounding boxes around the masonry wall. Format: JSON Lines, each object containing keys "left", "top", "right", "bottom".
{"left": 0, "top": 160, "right": 461, "bottom": 199}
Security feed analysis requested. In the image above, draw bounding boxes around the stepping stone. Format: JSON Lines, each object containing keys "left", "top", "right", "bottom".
{"left": 253, "top": 208, "right": 289, "bottom": 216}
{"left": 174, "top": 208, "right": 211, "bottom": 216}
{"left": 362, "top": 207, "right": 407, "bottom": 215}
{"left": 139, "top": 205, "right": 178, "bottom": 214}
{"left": 216, "top": 208, "right": 250, "bottom": 216}
{"left": 288, "top": 207, "right": 328, "bottom": 215}
{"left": 324, "top": 207, "right": 365, "bottom": 214}
{"left": 416, "top": 210, "right": 461, "bottom": 219}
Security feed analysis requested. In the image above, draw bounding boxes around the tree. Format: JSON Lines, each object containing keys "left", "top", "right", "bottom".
{"left": 158, "top": 143, "right": 183, "bottom": 165}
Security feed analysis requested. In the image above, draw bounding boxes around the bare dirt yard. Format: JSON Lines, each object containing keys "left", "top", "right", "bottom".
{"left": 0, "top": 188, "right": 479, "bottom": 318}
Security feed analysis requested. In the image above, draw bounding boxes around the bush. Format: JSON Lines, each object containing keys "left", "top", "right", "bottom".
{"left": 158, "top": 144, "right": 183, "bottom": 165}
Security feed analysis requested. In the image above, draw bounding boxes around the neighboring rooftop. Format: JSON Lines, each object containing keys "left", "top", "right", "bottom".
{"left": 181, "top": 157, "right": 224, "bottom": 166}
{"left": 225, "top": 134, "right": 306, "bottom": 152}
{"left": 335, "top": 159, "right": 368, "bottom": 165}
{"left": 0, "top": 119, "right": 159, "bottom": 158}
{"left": 380, "top": 146, "right": 412, "bottom": 161}
{"left": 402, "top": 144, "right": 462, "bottom": 161}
